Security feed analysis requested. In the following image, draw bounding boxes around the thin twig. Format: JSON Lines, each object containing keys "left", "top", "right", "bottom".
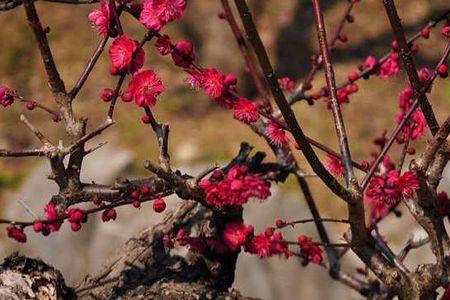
{"left": 22, "top": 0, "right": 66, "bottom": 94}
{"left": 70, "top": 36, "right": 109, "bottom": 98}
{"left": 66, "top": 118, "right": 114, "bottom": 154}
{"left": 220, "top": 0, "right": 268, "bottom": 102}
{"left": 398, "top": 129, "right": 411, "bottom": 172}
{"left": 362, "top": 39, "right": 450, "bottom": 190}
{"left": 304, "top": 8, "right": 450, "bottom": 104}
{"left": 20, "top": 114, "right": 53, "bottom": 145}
{"left": 15, "top": 96, "right": 60, "bottom": 117}
{"left": 311, "top": 0, "right": 355, "bottom": 186}
{"left": 290, "top": 1, "right": 356, "bottom": 103}
{"left": 295, "top": 174, "right": 341, "bottom": 279}
{"left": 234, "top": 0, "right": 351, "bottom": 201}
{"left": 382, "top": 0, "right": 439, "bottom": 135}
{"left": 0, "top": 148, "right": 49, "bottom": 157}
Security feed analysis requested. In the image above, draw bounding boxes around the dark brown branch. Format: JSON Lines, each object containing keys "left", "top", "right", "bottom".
{"left": 22, "top": 0, "right": 66, "bottom": 94}
{"left": 311, "top": 0, "right": 355, "bottom": 186}
{"left": 415, "top": 115, "right": 450, "bottom": 171}
{"left": 290, "top": 1, "right": 355, "bottom": 103}
{"left": 362, "top": 38, "right": 450, "bottom": 190}
{"left": 20, "top": 114, "right": 53, "bottom": 146}
{"left": 382, "top": 0, "right": 439, "bottom": 135}
{"left": 220, "top": 0, "right": 268, "bottom": 102}
{"left": 143, "top": 107, "right": 171, "bottom": 171}
{"left": 0, "top": 190, "right": 173, "bottom": 227}
{"left": 295, "top": 174, "right": 341, "bottom": 279}
{"left": 109, "top": 0, "right": 123, "bottom": 35}
{"left": 304, "top": 8, "right": 450, "bottom": 104}
{"left": 361, "top": 100, "right": 419, "bottom": 190}
{"left": 0, "top": 148, "right": 49, "bottom": 157}
{"left": 107, "top": 73, "right": 126, "bottom": 119}
{"left": 1, "top": 0, "right": 100, "bottom": 11}
{"left": 234, "top": 0, "right": 352, "bottom": 201}
{"left": 70, "top": 36, "right": 109, "bottom": 98}
{"left": 397, "top": 129, "right": 411, "bottom": 172}
{"left": 66, "top": 118, "right": 114, "bottom": 154}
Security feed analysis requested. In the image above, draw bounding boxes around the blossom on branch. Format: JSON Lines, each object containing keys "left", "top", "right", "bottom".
{"left": 297, "top": 235, "right": 323, "bottom": 264}
{"left": 0, "top": 86, "right": 16, "bottom": 107}
{"left": 266, "top": 121, "right": 290, "bottom": 146}
{"left": 45, "top": 203, "right": 63, "bottom": 232}
{"left": 140, "top": 0, "right": 187, "bottom": 31}
{"left": 6, "top": 226, "right": 26, "bottom": 243}
{"left": 122, "top": 70, "right": 165, "bottom": 107}
{"left": 233, "top": 98, "right": 260, "bottom": 124}
{"left": 172, "top": 40, "right": 195, "bottom": 67}
{"left": 365, "top": 170, "right": 419, "bottom": 205}
{"left": 325, "top": 154, "right": 345, "bottom": 177}
{"left": 109, "top": 35, "right": 145, "bottom": 75}
{"left": 379, "top": 52, "right": 400, "bottom": 79}
{"left": 199, "top": 165, "right": 271, "bottom": 208}
{"left": 88, "top": 1, "right": 110, "bottom": 37}
{"left": 222, "top": 221, "right": 254, "bottom": 251}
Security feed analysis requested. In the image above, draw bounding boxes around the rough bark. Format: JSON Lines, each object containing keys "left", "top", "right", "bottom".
{"left": 0, "top": 253, "right": 75, "bottom": 300}
{"left": 0, "top": 201, "right": 258, "bottom": 300}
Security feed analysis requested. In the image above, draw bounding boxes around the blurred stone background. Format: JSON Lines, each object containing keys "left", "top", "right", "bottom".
{"left": 0, "top": 0, "right": 449, "bottom": 299}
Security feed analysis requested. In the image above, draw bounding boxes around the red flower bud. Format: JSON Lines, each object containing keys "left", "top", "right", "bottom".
{"left": 153, "top": 198, "right": 166, "bottom": 213}
{"left": 26, "top": 101, "right": 36, "bottom": 110}
{"left": 348, "top": 71, "right": 359, "bottom": 82}
{"left": 437, "top": 64, "right": 448, "bottom": 78}
{"left": 421, "top": 28, "right": 430, "bottom": 39}
{"left": 264, "top": 227, "right": 274, "bottom": 237}
{"left": 141, "top": 115, "right": 151, "bottom": 124}
{"left": 140, "top": 184, "right": 150, "bottom": 195}
{"left": 100, "top": 88, "right": 114, "bottom": 102}
{"left": 71, "top": 222, "right": 82, "bottom": 232}
{"left": 102, "top": 208, "right": 117, "bottom": 222}
{"left": 131, "top": 191, "right": 139, "bottom": 200}
{"left": 33, "top": 221, "right": 44, "bottom": 232}
{"left": 275, "top": 219, "right": 285, "bottom": 228}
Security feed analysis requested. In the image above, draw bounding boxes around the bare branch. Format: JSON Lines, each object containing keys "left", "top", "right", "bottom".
{"left": 382, "top": 0, "right": 439, "bottom": 135}
{"left": 233, "top": 0, "right": 352, "bottom": 201}
{"left": 290, "top": 1, "right": 356, "bottom": 104}
{"left": 311, "top": 0, "right": 355, "bottom": 186}
{"left": 1, "top": 0, "right": 99, "bottom": 11}
{"left": 220, "top": 0, "right": 268, "bottom": 102}
{"left": 70, "top": 36, "right": 109, "bottom": 98}
{"left": 22, "top": 0, "right": 66, "bottom": 94}
{"left": 20, "top": 114, "right": 53, "bottom": 146}
{"left": 66, "top": 118, "right": 114, "bottom": 154}
{"left": 415, "top": 115, "right": 450, "bottom": 171}
{"left": 361, "top": 100, "right": 419, "bottom": 190}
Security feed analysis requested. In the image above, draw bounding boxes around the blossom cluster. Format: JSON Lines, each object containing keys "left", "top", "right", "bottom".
{"left": 161, "top": 220, "right": 322, "bottom": 264}
{"left": 199, "top": 165, "right": 271, "bottom": 208}
{"left": 0, "top": 86, "right": 17, "bottom": 107}
{"left": 153, "top": 34, "right": 262, "bottom": 125}
{"left": 366, "top": 170, "right": 419, "bottom": 206}
{"left": 5, "top": 184, "right": 168, "bottom": 242}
